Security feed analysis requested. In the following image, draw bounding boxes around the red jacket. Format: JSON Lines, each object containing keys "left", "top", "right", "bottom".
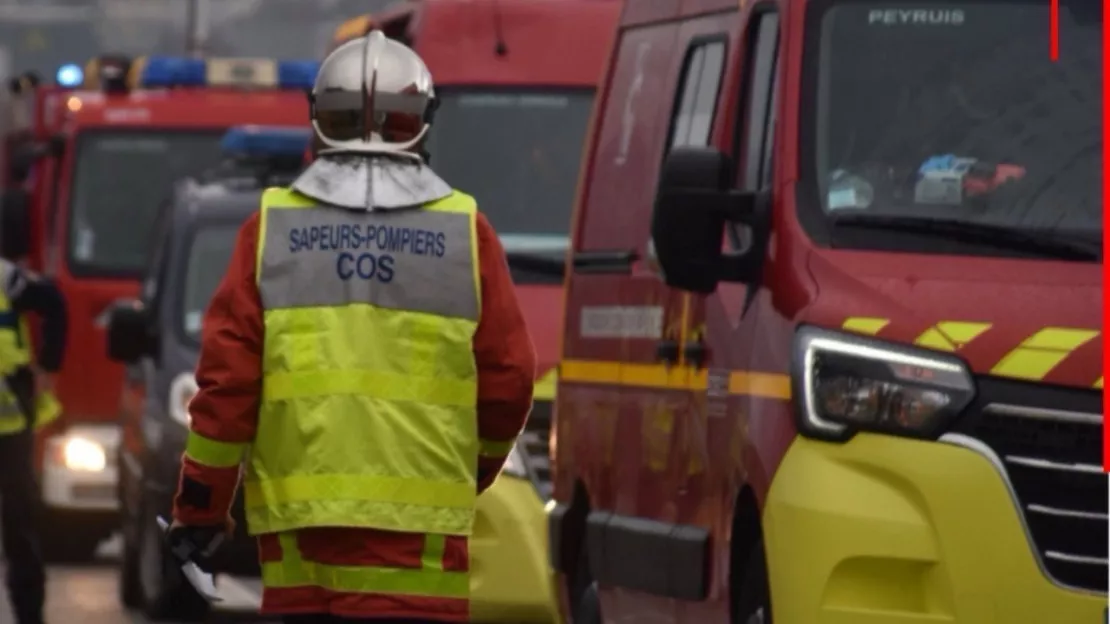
{"left": 173, "top": 205, "right": 536, "bottom": 620}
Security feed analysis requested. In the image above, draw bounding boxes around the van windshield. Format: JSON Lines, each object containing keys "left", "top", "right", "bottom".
{"left": 67, "top": 130, "right": 225, "bottom": 277}
{"left": 808, "top": 0, "right": 1100, "bottom": 257}
{"left": 423, "top": 89, "right": 594, "bottom": 256}
{"left": 180, "top": 223, "right": 240, "bottom": 343}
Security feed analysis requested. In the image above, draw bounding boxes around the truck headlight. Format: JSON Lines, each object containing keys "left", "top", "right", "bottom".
{"left": 64, "top": 437, "right": 106, "bottom": 472}
{"left": 169, "top": 373, "right": 198, "bottom": 426}
{"left": 793, "top": 326, "right": 975, "bottom": 441}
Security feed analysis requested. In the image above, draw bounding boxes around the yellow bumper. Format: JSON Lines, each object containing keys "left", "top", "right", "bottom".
{"left": 763, "top": 434, "right": 1104, "bottom": 624}
{"left": 470, "top": 475, "right": 559, "bottom": 623}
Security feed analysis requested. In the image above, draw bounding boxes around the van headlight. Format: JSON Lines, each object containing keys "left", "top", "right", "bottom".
{"left": 64, "top": 437, "right": 106, "bottom": 472}
{"left": 793, "top": 326, "right": 975, "bottom": 442}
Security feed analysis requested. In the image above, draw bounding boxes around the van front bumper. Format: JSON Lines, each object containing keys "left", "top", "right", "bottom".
{"left": 470, "top": 476, "right": 558, "bottom": 623}
{"left": 763, "top": 433, "right": 1104, "bottom": 623}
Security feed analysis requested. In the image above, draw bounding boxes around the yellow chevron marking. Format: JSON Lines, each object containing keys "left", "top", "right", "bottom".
{"left": 990, "top": 327, "right": 1099, "bottom": 381}
{"left": 533, "top": 367, "right": 558, "bottom": 401}
{"left": 914, "top": 321, "right": 992, "bottom": 352}
{"left": 1093, "top": 377, "right": 1102, "bottom": 389}
{"left": 842, "top": 317, "right": 889, "bottom": 335}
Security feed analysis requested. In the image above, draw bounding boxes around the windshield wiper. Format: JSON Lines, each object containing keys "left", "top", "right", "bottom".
{"left": 830, "top": 214, "right": 1101, "bottom": 261}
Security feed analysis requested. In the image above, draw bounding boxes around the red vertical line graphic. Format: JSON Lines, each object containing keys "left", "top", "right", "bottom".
{"left": 1050, "top": 0, "right": 1059, "bottom": 60}
{"left": 1103, "top": 0, "right": 1110, "bottom": 472}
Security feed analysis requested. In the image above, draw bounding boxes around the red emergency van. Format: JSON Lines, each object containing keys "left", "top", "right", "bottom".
{"left": 330, "top": 2, "right": 618, "bottom": 620}
{"left": 549, "top": 0, "right": 1102, "bottom": 622}
{"left": 0, "top": 55, "right": 314, "bottom": 560}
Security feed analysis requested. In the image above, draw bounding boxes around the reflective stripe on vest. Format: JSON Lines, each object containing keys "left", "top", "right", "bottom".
{"left": 244, "top": 187, "right": 481, "bottom": 537}
{"left": 261, "top": 532, "right": 467, "bottom": 599}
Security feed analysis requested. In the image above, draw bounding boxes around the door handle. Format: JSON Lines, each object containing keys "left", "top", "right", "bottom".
{"left": 655, "top": 339, "right": 680, "bottom": 364}
{"left": 683, "top": 340, "right": 708, "bottom": 368}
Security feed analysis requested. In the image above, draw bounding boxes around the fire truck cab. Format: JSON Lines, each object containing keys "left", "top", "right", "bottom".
{"left": 1, "top": 55, "right": 316, "bottom": 560}
{"left": 550, "top": 0, "right": 1102, "bottom": 622}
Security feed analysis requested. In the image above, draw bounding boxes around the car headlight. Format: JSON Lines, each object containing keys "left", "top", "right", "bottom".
{"left": 64, "top": 437, "right": 106, "bottom": 472}
{"left": 169, "top": 373, "right": 198, "bottom": 427}
{"left": 502, "top": 444, "right": 529, "bottom": 478}
{"left": 793, "top": 326, "right": 975, "bottom": 442}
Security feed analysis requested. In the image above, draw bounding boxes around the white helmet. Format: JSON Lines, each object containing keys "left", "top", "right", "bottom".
{"left": 310, "top": 30, "right": 436, "bottom": 158}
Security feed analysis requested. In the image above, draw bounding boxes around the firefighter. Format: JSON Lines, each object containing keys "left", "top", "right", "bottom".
{"left": 169, "top": 31, "right": 536, "bottom": 624}
{"left": 0, "top": 255, "right": 67, "bottom": 624}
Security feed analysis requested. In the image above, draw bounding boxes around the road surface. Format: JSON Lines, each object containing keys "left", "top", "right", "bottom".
{"left": 22, "top": 535, "right": 274, "bottom": 624}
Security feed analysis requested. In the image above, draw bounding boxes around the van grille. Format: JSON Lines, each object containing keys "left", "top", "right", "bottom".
{"left": 949, "top": 378, "right": 1105, "bottom": 593}
{"left": 518, "top": 400, "right": 553, "bottom": 500}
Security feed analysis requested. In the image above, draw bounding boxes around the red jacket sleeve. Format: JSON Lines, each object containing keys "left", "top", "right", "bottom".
{"left": 472, "top": 212, "right": 537, "bottom": 493}
{"left": 173, "top": 213, "right": 263, "bottom": 525}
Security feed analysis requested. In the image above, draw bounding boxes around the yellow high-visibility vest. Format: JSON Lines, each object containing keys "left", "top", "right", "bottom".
{"left": 185, "top": 187, "right": 483, "bottom": 537}
{"left": 0, "top": 278, "right": 61, "bottom": 435}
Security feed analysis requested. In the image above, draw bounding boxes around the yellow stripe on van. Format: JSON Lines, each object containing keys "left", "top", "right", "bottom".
{"left": 1093, "top": 376, "right": 1102, "bottom": 389}
{"left": 990, "top": 327, "right": 1099, "bottom": 381}
{"left": 914, "top": 321, "right": 992, "bottom": 352}
{"left": 560, "top": 360, "right": 790, "bottom": 399}
{"left": 842, "top": 317, "right": 889, "bottom": 335}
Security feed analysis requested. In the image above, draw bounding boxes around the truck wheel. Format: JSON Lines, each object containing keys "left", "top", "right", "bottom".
{"left": 732, "top": 539, "right": 771, "bottom": 624}
{"left": 137, "top": 505, "right": 209, "bottom": 622}
{"left": 118, "top": 508, "right": 143, "bottom": 608}
{"left": 570, "top": 542, "right": 602, "bottom": 624}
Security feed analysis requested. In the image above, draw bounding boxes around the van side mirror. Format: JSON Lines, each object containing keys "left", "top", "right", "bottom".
{"left": 106, "top": 300, "right": 156, "bottom": 363}
{"left": 0, "top": 189, "right": 32, "bottom": 260}
{"left": 650, "top": 147, "right": 769, "bottom": 294}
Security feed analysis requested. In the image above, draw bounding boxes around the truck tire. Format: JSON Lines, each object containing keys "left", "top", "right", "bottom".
{"left": 137, "top": 502, "right": 209, "bottom": 622}
{"left": 732, "top": 539, "right": 771, "bottom": 624}
{"left": 118, "top": 511, "right": 143, "bottom": 608}
{"left": 570, "top": 541, "right": 601, "bottom": 624}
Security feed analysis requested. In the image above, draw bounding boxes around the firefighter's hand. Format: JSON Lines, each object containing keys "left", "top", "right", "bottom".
{"left": 167, "top": 517, "right": 236, "bottom": 570}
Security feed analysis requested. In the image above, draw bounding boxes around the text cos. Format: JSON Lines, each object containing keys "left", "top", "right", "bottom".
{"left": 337, "top": 252, "right": 395, "bottom": 283}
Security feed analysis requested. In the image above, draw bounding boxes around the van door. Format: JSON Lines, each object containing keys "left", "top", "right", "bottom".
{"left": 558, "top": 23, "right": 679, "bottom": 502}
{"left": 680, "top": 1, "right": 785, "bottom": 592}
{"left": 578, "top": 14, "right": 737, "bottom": 619}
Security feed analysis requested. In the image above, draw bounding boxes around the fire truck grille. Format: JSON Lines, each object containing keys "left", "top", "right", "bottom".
{"left": 949, "top": 377, "right": 1105, "bottom": 593}
{"left": 518, "top": 399, "right": 553, "bottom": 500}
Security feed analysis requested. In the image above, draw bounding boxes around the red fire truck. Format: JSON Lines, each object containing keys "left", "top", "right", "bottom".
{"left": 0, "top": 55, "right": 315, "bottom": 560}
{"left": 329, "top": 2, "right": 618, "bottom": 620}
{"left": 549, "top": 0, "right": 1102, "bottom": 622}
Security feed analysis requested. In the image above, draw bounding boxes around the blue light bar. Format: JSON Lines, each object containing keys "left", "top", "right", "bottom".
{"left": 139, "top": 56, "right": 319, "bottom": 90}
{"left": 221, "top": 125, "right": 312, "bottom": 160}
{"left": 141, "top": 56, "right": 206, "bottom": 88}
{"left": 56, "top": 63, "right": 84, "bottom": 88}
{"left": 278, "top": 60, "right": 320, "bottom": 90}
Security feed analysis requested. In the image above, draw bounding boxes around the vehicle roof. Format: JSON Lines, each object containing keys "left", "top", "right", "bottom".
{"left": 350, "top": 0, "right": 621, "bottom": 87}
{"left": 619, "top": 0, "right": 742, "bottom": 27}
{"left": 168, "top": 177, "right": 261, "bottom": 233}
{"left": 57, "top": 88, "right": 309, "bottom": 130}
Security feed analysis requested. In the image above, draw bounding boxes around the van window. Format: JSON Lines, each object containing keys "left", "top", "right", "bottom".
{"left": 731, "top": 10, "right": 780, "bottom": 251}
{"left": 804, "top": 0, "right": 1099, "bottom": 258}
{"left": 669, "top": 40, "right": 727, "bottom": 149}
{"left": 740, "top": 11, "right": 780, "bottom": 191}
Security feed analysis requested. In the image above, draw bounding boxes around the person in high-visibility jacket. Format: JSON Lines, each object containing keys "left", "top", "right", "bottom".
{"left": 170, "top": 31, "right": 536, "bottom": 624}
{"left": 0, "top": 257, "right": 67, "bottom": 624}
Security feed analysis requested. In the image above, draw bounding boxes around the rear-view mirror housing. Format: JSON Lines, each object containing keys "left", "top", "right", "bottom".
{"left": 0, "top": 188, "right": 32, "bottom": 260}
{"left": 106, "top": 300, "right": 156, "bottom": 363}
{"left": 650, "top": 146, "right": 769, "bottom": 294}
